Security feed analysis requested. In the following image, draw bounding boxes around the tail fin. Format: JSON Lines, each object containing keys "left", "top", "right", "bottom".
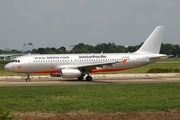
{"left": 135, "top": 26, "right": 165, "bottom": 54}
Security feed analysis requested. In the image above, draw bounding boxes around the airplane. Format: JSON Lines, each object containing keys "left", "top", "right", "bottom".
{"left": 4, "top": 26, "right": 168, "bottom": 82}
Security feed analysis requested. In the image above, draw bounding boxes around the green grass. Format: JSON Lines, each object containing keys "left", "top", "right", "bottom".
{"left": 0, "top": 83, "right": 180, "bottom": 113}
{"left": 1, "top": 59, "right": 180, "bottom": 114}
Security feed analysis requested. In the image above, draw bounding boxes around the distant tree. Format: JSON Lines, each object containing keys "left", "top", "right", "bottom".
{"left": 0, "top": 49, "right": 3, "bottom": 54}
{"left": 174, "top": 44, "right": 180, "bottom": 57}
{"left": 116, "top": 45, "right": 128, "bottom": 53}
{"left": 71, "top": 43, "right": 94, "bottom": 53}
{"left": 31, "top": 49, "right": 38, "bottom": 53}
{"left": 43, "top": 47, "right": 55, "bottom": 54}
{"left": 94, "top": 43, "right": 108, "bottom": 53}
{"left": 2, "top": 42, "right": 180, "bottom": 57}
{"left": 107, "top": 43, "right": 116, "bottom": 53}
{"left": 161, "top": 43, "right": 180, "bottom": 57}
{"left": 55, "top": 48, "right": 64, "bottom": 54}
{"left": 37, "top": 48, "right": 45, "bottom": 54}
{"left": 162, "top": 44, "right": 174, "bottom": 55}
{"left": 60, "top": 46, "right": 66, "bottom": 52}
{"left": 51, "top": 47, "right": 56, "bottom": 52}
{"left": 127, "top": 46, "right": 137, "bottom": 52}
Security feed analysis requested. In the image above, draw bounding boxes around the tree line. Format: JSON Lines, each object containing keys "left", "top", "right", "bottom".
{"left": 1, "top": 43, "right": 180, "bottom": 57}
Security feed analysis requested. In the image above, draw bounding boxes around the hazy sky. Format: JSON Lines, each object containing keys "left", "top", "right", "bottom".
{"left": 0, "top": 0, "right": 180, "bottom": 50}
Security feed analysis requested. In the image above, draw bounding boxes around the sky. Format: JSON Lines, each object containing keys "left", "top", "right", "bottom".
{"left": 0, "top": 0, "right": 180, "bottom": 51}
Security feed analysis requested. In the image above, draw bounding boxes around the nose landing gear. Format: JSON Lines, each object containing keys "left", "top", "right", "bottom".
{"left": 26, "top": 73, "right": 30, "bottom": 82}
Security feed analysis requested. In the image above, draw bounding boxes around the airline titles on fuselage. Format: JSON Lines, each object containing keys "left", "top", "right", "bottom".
{"left": 34, "top": 55, "right": 108, "bottom": 60}
{"left": 34, "top": 56, "right": 70, "bottom": 60}
{"left": 34, "top": 55, "right": 130, "bottom": 60}
{"left": 79, "top": 55, "right": 107, "bottom": 59}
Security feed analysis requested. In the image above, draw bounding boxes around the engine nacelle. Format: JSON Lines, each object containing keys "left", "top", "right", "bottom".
{"left": 61, "top": 69, "right": 82, "bottom": 78}
{"left": 50, "top": 73, "right": 61, "bottom": 77}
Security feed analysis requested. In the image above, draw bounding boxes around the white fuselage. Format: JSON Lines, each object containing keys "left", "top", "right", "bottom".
{"left": 4, "top": 52, "right": 162, "bottom": 73}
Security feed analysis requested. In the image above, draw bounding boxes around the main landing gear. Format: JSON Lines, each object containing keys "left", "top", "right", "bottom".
{"left": 77, "top": 74, "right": 92, "bottom": 81}
{"left": 26, "top": 73, "right": 30, "bottom": 82}
{"left": 86, "top": 76, "right": 92, "bottom": 81}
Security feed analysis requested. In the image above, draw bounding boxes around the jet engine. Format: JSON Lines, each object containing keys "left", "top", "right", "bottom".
{"left": 60, "top": 69, "right": 82, "bottom": 78}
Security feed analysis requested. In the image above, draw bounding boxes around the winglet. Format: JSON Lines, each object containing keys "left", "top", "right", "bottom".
{"left": 135, "top": 26, "right": 165, "bottom": 54}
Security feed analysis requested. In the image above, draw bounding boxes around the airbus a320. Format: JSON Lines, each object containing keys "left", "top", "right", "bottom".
{"left": 4, "top": 26, "right": 167, "bottom": 82}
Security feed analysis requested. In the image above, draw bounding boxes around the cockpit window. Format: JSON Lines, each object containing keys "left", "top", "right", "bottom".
{"left": 12, "top": 60, "right": 17, "bottom": 62}
{"left": 12, "top": 60, "right": 20, "bottom": 63}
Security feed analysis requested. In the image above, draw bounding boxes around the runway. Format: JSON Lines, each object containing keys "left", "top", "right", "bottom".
{"left": 0, "top": 73, "right": 180, "bottom": 86}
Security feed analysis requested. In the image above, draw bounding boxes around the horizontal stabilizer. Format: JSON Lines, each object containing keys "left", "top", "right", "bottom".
{"left": 148, "top": 54, "right": 168, "bottom": 61}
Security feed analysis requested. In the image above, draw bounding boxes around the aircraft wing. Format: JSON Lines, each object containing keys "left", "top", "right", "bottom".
{"left": 54, "top": 61, "right": 123, "bottom": 70}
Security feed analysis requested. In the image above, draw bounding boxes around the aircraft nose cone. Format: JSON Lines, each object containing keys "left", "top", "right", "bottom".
{"left": 4, "top": 64, "right": 12, "bottom": 71}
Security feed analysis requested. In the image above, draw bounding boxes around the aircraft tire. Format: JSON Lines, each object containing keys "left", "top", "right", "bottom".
{"left": 77, "top": 76, "right": 84, "bottom": 81}
{"left": 26, "top": 78, "right": 30, "bottom": 82}
{"left": 86, "top": 76, "right": 92, "bottom": 81}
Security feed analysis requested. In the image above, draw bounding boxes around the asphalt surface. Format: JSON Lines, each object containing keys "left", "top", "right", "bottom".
{"left": 0, "top": 73, "right": 180, "bottom": 86}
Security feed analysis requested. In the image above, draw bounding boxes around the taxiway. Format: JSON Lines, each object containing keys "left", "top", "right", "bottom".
{"left": 0, "top": 73, "right": 180, "bottom": 86}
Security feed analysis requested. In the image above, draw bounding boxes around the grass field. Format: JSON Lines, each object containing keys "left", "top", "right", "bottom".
{"left": 1, "top": 58, "right": 180, "bottom": 115}
{"left": 1, "top": 58, "right": 180, "bottom": 76}
{"left": 0, "top": 83, "right": 180, "bottom": 113}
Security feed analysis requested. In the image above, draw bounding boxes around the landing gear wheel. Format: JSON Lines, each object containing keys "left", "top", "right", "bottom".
{"left": 26, "top": 78, "right": 30, "bottom": 82}
{"left": 26, "top": 73, "right": 30, "bottom": 82}
{"left": 77, "top": 76, "right": 84, "bottom": 81}
{"left": 86, "top": 76, "right": 92, "bottom": 81}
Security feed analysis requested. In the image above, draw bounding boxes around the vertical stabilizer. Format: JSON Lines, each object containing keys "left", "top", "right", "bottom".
{"left": 135, "top": 26, "right": 165, "bottom": 54}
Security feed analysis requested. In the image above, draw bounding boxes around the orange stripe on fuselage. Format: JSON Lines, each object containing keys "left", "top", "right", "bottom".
{"left": 33, "top": 68, "right": 129, "bottom": 74}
